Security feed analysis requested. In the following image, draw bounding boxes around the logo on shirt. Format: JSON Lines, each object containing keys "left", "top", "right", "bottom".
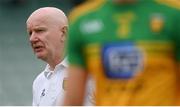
{"left": 114, "top": 12, "right": 136, "bottom": 38}
{"left": 150, "top": 13, "right": 164, "bottom": 33}
{"left": 41, "top": 89, "right": 46, "bottom": 97}
{"left": 62, "top": 78, "right": 67, "bottom": 90}
{"left": 80, "top": 19, "right": 104, "bottom": 34}
{"left": 102, "top": 42, "right": 144, "bottom": 79}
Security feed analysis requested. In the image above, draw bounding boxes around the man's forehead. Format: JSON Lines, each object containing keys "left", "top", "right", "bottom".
{"left": 27, "top": 12, "right": 53, "bottom": 28}
{"left": 26, "top": 16, "right": 47, "bottom": 29}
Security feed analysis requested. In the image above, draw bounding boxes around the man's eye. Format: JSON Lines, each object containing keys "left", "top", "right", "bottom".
{"left": 36, "top": 29, "right": 44, "bottom": 32}
{"left": 28, "top": 31, "right": 32, "bottom": 36}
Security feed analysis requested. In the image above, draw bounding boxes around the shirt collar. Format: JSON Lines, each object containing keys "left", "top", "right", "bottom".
{"left": 44, "top": 57, "right": 68, "bottom": 79}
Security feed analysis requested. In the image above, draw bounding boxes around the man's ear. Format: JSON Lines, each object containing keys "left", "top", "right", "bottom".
{"left": 60, "top": 26, "right": 68, "bottom": 42}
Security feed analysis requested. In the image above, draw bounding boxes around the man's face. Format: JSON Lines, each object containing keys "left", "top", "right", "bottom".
{"left": 26, "top": 15, "right": 63, "bottom": 61}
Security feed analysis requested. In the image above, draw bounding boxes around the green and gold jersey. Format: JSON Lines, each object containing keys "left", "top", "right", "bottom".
{"left": 68, "top": 0, "right": 180, "bottom": 105}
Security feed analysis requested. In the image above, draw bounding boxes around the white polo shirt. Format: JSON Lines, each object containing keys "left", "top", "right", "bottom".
{"left": 32, "top": 58, "right": 94, "bottom": 106}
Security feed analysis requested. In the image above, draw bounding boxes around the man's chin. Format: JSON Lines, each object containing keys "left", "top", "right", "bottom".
{"left": 35, "top": 53, "right": 46, "bottom": 60}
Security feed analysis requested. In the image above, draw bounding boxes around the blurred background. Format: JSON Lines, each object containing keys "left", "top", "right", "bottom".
{"left": 0, "top": 0, "right": 84, "bottom": 105}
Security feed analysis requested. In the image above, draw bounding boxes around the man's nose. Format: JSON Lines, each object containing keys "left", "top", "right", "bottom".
{"left": 29, "top": 32, "right": 38, "bottom": 42}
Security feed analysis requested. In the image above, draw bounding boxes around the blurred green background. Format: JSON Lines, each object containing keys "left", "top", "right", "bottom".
{"left": 0, "top": 0, "right": 82, "bottom": 105}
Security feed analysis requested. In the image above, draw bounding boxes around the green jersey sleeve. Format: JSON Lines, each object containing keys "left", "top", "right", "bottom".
{"left": 173, "top": 11, "right": 180, "bottom": 62}
{"left": 67, "top": 21, "right": 86, "bottom": 67}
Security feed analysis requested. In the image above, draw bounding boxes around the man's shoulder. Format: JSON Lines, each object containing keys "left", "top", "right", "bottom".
{"left": 154, "top": 0, "right": 180, "bottom": 10}
{"left": 33, "top": 71, "right": 45, "bottom": 87}
{"left": 68, "top": 0, "right": 106, "bottom": 24}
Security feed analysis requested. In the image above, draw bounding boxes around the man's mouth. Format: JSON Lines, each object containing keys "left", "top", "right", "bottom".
{"left": 33, "top": 46, "right": 44, "bottom": 52}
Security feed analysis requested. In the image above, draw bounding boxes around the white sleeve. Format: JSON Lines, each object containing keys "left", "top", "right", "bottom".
{"left": 32, "top": 80, "right": 38, "bottom": 106}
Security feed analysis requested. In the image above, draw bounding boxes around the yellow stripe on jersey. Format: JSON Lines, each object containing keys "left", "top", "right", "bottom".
{"left": 137, "top": 41, "right": 174, "bottom": 53}
{"left": 155, "top": 0, "right": 180, "bottom": 10}
{"left": 84, "top": 43, "right": 103, "bottom": 78}
{"left": 68, "top": 0, "right": 105, "bottom": 24}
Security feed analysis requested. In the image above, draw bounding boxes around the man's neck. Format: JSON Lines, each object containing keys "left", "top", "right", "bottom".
{"left": 48, "top": 57, "right": 64, "bottom": 71}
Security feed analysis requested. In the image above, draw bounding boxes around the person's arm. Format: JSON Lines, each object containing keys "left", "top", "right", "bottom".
{"left": 63, "top": 65, "right": 88, "bottom": 105}
{"left": 32, "top": 91, "right": 37, "bottom": 106}
{"left": 175, "top": 64, "right": 180, "bottom": 105}
{"left": 175, "top": 10, "right": 180, "bottom": 105}
{"left": 83, "top": 76, "right": 95, "bottom": 106}
{"left": 32, "top": 80, "right": 38, "bottom": 106}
